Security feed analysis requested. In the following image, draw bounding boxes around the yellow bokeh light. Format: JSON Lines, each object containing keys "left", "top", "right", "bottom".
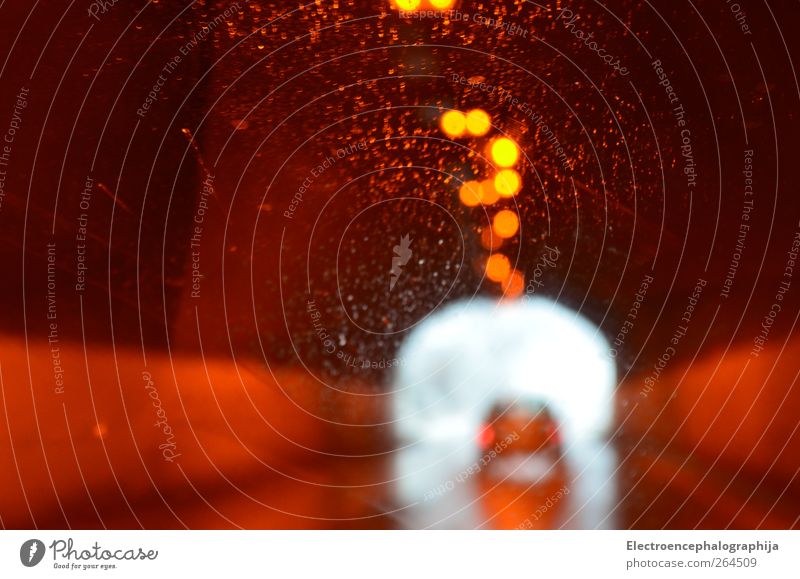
{"left": 493, "top": 210, "right": 520, "bottom": 238}
{"left": 429, "top": 0, "right": 456, "bottom": 8}
{"left": 465, "top": 109, "right": 491, "bottom": 136}
{"left": 490, "top": 137, "right": 519, "bottom": 167}
{"left": 459, "top": 180, "right": 482, "bottom": 207}
{"left": 486, "top": 253, "right": 511, "bottom": 282}
{"left": 392, "top": 0, "right": 422, "bottom": 10}
{"left": 479, "top": 178, "right": 499, "bottom": 205}
{"left": 494, "top": 169, "right": 521, "bottom": 197}
{"left": 440, "top": 110, "right": 466, "bottom": 137}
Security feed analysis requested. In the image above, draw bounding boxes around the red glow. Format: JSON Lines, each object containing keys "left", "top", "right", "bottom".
{"left": 478, "top": 424, "right": 496, "bottom": 449}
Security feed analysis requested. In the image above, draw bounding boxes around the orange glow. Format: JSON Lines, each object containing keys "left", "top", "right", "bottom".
{"left": 93, "top": 423, "right": 108, "bottom": 439}
{"left": 465, "top": 109, "right": 491, "bottom": 136}
{"left": 459, "top": 180, "right": 482, "bottom": 207}
{"left": 486, "top": 253, "right": 511, "bottom": 282}
{"left": 493, "top": 210, "right": 520, "bottom": 238}
{"left": 490, "top": 137, "right": 519, "bottom": 167}
{"left": 440, "top": 110, "right": 466, "bottom": 137}
{"left": 494, "top": 169, "right": 521, "bottom": 197}
{"left": 480, "top": 228, "right": 503, "bottom": 250}
{"left": 392, "top": 0, "right": 422, "bottom": 10}
{"left": 502, "top": 269, "right": 525, "bottom": 298}
{"left": 479, "top": 178, "right": 500, "bottom": 205}
{"left": 429, "top": 0, "right": 456, "bottom": 8}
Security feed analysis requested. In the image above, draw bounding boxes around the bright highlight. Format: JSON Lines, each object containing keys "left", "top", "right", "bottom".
{"left": 465, "top": 109, "right": 491, "bottom": 136}
{"left": 440, "top": 110, "right": 466, "bottom": 137}
{"left": 494, "top": 169, "right": 521, "bottom": 197}
{"left": 392, "top": 0, "right": 422, "bottom": 10}
{"left": 490, "top": 137, "right": 519, "bottom": 167}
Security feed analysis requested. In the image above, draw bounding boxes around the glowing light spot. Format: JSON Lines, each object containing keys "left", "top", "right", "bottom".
{"left": 502, "top": 269, "right": 525, "bottom": 298}
{"left": 480, "top": 227, "right": 503, "bottom": 250}
{"left": 93, "top": 423, "right": 108, "bottom": 439}
{"left": 459, "top": 180, "right": 482, "bottom": 207}
{"left": 494, "top": 169, "right": 521, "bottom": 197}
{"left": 440, "top": 110, "right": 466, "bottom": 137}
{"left": 429, "top": 0, "right": 456, "bottom": 8}
{"left": 486, "top": 253, "right": 511, "bottom": 282}
{"left": 479, "top": 178, "right": 500, "bottom": 205}
{"left": 393, "top": 297, "right": 619, "bottom": 527}
{"left": 478, "top": 424, "right": 496, "bottom": 449}
{"left": 392, "top": 0, "right": 422, "bottom": 10}
{"left": 490, "top": 137, "right": 519, "bottom": 167}
{"left": 465, "top": 109, "right": 491, "bottom": 136}
{"left": 493, "top": 210, "right": 520, "bottom": 238}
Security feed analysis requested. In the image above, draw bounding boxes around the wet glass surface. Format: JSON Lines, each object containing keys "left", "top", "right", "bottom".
{"left": 0, "top": 0, "right": 799, "bottom": 529}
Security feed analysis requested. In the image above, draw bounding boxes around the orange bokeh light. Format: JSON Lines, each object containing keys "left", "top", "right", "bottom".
{"left": 502, "top": 269, "right": 525, "bottom": 298}
{"left": 486, "top": 253, "right": 511, "bottom": 282}
{"left": 480, "top": 227, "right": 503, "bottom": 250}
{"left": 479, "top": 178, "right": 500, "bottom": 205}
{"left": 459, "top": 180, "right": 482, "bottom": 207}
{"left": 493, "top": 210, "right": 520, "bottom": 238}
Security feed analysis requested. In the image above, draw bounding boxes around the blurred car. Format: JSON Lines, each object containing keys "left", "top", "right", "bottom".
{"left": 478, "top": 397, "right": 562, "bottom": 458}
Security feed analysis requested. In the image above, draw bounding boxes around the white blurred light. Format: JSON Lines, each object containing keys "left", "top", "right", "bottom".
{"left": 391, "top": 297, "right": 617, "bottom": 529}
